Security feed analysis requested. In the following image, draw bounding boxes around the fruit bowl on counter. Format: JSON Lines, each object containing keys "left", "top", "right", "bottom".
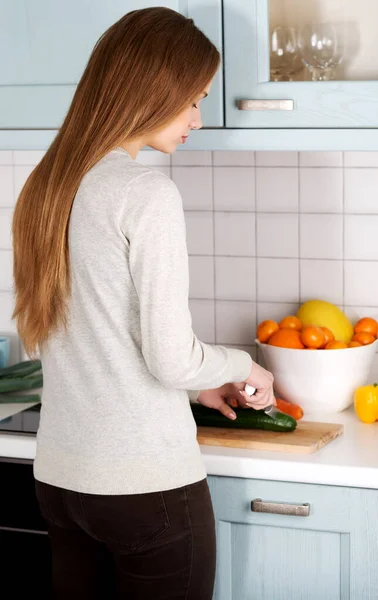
{"left": 256, "top": 300, "right": 378, "bottom": 415}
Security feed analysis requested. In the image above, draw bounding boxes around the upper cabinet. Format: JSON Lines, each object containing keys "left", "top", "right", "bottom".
{"left": 3, "top": 0, "right": 378, "bottom": 150}
{"left": 223, "top": 0, "right": 378, "bottom": 131}
{"left": 0, "top": 0, "right": 223, "bottom": 129}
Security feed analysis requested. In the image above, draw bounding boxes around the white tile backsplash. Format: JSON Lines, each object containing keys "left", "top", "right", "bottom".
{"left": 188, "top": 256, "right": 214, "bottom": 299}
{"left": 0, "top": 167, "right": 14, "bottom": 207}
{"left": 0, "top": 208, "right": 13, "bottom": 249}
{"left": 214, "top": 167, "right": 255, "bottom": 211}
{"left": 14, "top": 165, "right": 34, "bottom": 200}
{"left": 13, "top": 150, "right": 45, "bottom": 165}
{"left": 256, "top": 152, "right": 298, "bottom": 167}
{"left": 0, "top": 250, "right": 13, "bottom": 290}
{"left": 257, "top": 258, "right": 299, "bottom": 303}
{"left": 299, "top": 152, "right": 343, "bottom": 167}
{"left": 344, "top": 306, "right": 378, "bottom": 323}
{"left": 0, "top": 292, "right": 17, "bottom": 332}
{"left": 344, "top": 152, "right": 378, "bottom": 167}
{"left": 344, "top": 261, "right": 378, "bottom": 306}
{"left": 300, "top": 214, "right": 343, "bottom": 259}
{"left": 344, "top": 215, "right": 378, "bottom": 260}
{"left": 0, "top": 151, "right": 13, "bottom": 165}
{"left": 171, "top": 166, "right": 212, "bottom": 210}
{"left": 256, "top": 167, "right": 299, "bottom": 212}
{"left": 256, "top": 213, "right": 298, "bottom": 258}
{"left": 172, "top": 150, "right": 212, "bottom": 166}
{"left": 300, "top": 259, "right": 343, "bottom": 304}
{"left": 257, "top": 302, "right": 300, "bottom": 325}
{"left": 215, "top": 300, "right": 256, "bottom": 345}
{"left": 213, "top": 151, "right": 255, "bottom": 166}
{"left": 188, "top": 299, "right": 215, "bottom": 343}
{"left": 214, "top": 212, "right": 255, "bottom": 256}
{"left": 185, "top": 211, "right": 213, "bottom": 255}
{"left": 344, "top": 169, "right": 378, "bottom": 213}
{"left": 2, "top": 149, "right": 378, "bottom": 360}
{"left": 300, "top": 168, "right": 343, "bottom": 213}
{"left": 215, "top": 257, "right": 256, "bottom": 301}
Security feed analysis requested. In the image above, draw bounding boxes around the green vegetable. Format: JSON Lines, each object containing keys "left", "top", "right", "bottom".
{"left": 0, "top": 394, "right": 41, "bottom": 404}
{"left": 190, "top": 402, "right": 297, "bottom": 432}
{"left": 0, "top": 374, "right": 43, "bottom": 394}
{"left": 0, "top": 365, "right": 42, "bottom": 379}
{"left": 0, "top": 360, "right": 42, "bottom": 378}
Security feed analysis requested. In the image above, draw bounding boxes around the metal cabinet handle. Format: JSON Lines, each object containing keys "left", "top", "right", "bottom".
{"left": 238, "top": 99, "right": 294, "bottom": 111}
{"left": 251, "top": 498, "right": 310, "bottom": 517}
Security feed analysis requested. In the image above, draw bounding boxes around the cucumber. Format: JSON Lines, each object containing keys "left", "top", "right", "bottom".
{"left": 0, "top": 374, "right": 43, "bottom": 394}
{"left": 0, "top": 360, "right": 41, "bottom": 378}
{"left": 190, "top": 402, "right": 297, "bottom": 432}
{"left": 0, "top": 365, "right": 42, "bottom": 379}
{"left": 0, "top": 394, "right": 41, "bottom": 404}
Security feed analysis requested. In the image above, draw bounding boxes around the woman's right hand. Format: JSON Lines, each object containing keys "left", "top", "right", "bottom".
{"left": 239, "top": 361, "right": 275, "bottom": 410}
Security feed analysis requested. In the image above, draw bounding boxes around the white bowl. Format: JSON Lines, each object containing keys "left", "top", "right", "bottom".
{"left": 256, "top": 338, "right": 378, "bottom": 415}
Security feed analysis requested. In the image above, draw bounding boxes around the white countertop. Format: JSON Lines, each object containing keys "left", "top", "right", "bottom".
{"left": 1, "top": 406, "right": 378, "bottom": 489}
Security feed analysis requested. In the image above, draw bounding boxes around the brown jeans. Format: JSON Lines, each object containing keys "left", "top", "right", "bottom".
{"left": 35, "top": 477, "right": 216, "bottom": 600}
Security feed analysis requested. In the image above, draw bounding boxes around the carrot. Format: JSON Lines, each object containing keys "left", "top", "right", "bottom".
{"left": 276, "top": 398, "right": 304, "bottom": 420}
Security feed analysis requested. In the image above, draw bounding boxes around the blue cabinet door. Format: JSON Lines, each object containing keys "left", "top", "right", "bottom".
{"left": 223, "top": 0, "right": 378, "bottom": 129}
{"left": 0, "top": 0, "right": 223, "bottom": 129}
{"left": 208, "top": 475, "right": 378, "bottom": 600}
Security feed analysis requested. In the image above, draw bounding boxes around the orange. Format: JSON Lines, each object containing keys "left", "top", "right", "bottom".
{"left": 279, "top": 316, "right": 302, "bottom": 331}
{"left": 268, "top": 328, "right": 304, "bottom": 349}
{"left": 321, "top": 327, "right": 334, "bottom": 345}
{"left": 257, "top": 320, "right": 279, "bottom": 343}
{"left": 354, "top": 317, "right": 378, "bottom": 338}
{"left": 325, "top": 341, "right": 348, "bottom": 349}
{"left": 300, "top": 325, "right": 326, "bottom": 349}
{"left": 352, "top": 332, "right": 375, "bottom": 346}
{"left": 349, "top": 341, "right": 362, "bottom": 348}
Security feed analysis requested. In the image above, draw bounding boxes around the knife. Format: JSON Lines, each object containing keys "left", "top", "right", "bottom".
{"left": 244, "top": 383, "right": 280, "bottom": 418}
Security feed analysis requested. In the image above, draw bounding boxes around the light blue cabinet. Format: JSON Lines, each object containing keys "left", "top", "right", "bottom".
{"left": 3, "top": 0, "right": 378, "bottom": 150}
{"left": 223, "top": 0, "right": 378, "bottom": 130}
{"left": 208, "top": 475, "right": 378, "bottom": 600}
{"left": 0, "top": 0, "right": 223, "bottom": 129}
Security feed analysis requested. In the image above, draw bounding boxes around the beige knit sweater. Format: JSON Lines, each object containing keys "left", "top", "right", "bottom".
{"left": 34, "top": 148, "right": 252, "bottom": 494}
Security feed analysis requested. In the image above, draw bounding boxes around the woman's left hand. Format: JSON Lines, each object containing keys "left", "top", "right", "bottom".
{"left": 197, "top": 383, "right": 247, "bottom": 420}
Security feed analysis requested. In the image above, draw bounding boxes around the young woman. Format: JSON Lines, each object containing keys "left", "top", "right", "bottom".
{"left": 12, "top": 7, "right": 275, "bottom": 599}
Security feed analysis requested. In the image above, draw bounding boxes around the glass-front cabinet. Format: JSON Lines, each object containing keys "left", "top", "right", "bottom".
{"left": 224, "top": 0, "right": 378, "bottom": 129}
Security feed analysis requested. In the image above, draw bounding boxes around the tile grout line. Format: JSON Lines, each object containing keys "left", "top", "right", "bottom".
{"left": 168, "top": 153, "right": 172, "bottom": 180}
{"left": 297, "top": 152, "right": 301, "bottom": 305}
{"left": 342, "top": 151, "right": 346, "bottom": 311}
{"left": 254, "top": 159, "right": 258, "bottom": 359}
{"left": 172, "top": 164, "right": 378, "bottom": 169}
{"left": 187, "top": 297, "right": 378, "bottom": 308}
{"left": 211, "top": 151, "right": 217, "bottom": 344}
{"left": 187, "top": 254, "right": 378, "bottom": 262}
{"left": 185, "top": 209, "right": 378, "bottom": 215}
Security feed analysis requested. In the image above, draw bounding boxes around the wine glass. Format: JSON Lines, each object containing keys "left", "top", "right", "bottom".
{"left": 270, "top": 26, "right": 303, "bottom": 81}
{"left": 297, "top": 23, "right": 344, "bottom": 81}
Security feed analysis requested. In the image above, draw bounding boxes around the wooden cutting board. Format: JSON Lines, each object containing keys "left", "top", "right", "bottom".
{"left": 197, "top": 421, "right": 344, "bottom": 454}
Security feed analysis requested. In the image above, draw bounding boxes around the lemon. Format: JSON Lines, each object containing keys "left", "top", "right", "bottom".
{"left": 296, "top": 300, "right": 354, "bottom": 344}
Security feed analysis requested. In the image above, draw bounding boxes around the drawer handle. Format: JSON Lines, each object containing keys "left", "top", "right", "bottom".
{"left": 251, "top": 498, "right": 310, "bottom": 517}
{"left": 238, "top": 99, "right": 294, "bottom": 111}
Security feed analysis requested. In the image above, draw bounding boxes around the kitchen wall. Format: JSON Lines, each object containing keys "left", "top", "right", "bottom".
{"left": 1, "top": 149, "right": 378, "bottom": 377}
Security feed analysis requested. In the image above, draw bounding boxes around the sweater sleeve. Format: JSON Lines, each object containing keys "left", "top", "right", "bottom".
{"left": 121, "top": 171, "right": 252, "bottom": 391}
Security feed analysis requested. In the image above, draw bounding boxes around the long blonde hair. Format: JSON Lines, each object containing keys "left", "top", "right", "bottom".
{"left": 12, "top": 7, "right": 220, "bottom": 357}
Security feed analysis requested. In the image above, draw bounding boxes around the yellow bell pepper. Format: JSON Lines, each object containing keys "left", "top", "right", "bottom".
{"left": 354, "top": 383, "right": 378, "bottom": 424}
